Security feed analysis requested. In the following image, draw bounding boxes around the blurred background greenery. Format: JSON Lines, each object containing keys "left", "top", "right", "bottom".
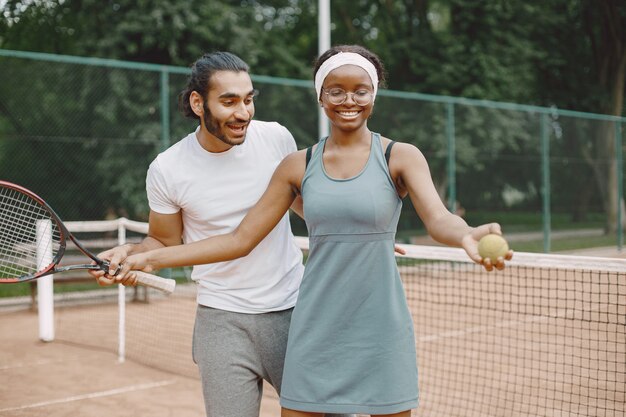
{"left": 1, "top": 0, "right": 625, "bottom": 252}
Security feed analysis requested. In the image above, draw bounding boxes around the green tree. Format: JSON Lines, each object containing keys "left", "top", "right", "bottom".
{"left": 532, "top": 0, "right": 626, "bottom": 232}
{"left": 0, "top": 0, "right": 321, "bottom": 219}
{"left": 328, "top": 0, "right": 625, "bottom": 232}
{"left": 1, "top": 0, "right": 625, "bottom": 234}
{"left": 327, "top": 1, "right": 543, "bottom": 212}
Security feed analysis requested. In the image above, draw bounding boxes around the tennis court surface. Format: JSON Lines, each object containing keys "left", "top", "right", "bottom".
{"left": 0, "top": 304, "right": 281, "bottom": 417}
{"left": 1, "top": 243, "right": 624, "bottom": 417}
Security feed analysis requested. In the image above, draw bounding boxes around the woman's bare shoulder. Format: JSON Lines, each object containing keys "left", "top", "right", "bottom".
{"left": 275, "top": 148, "right": 308, "bottom": 182}
{"left": 380, "top": 137, "right": 423, "bottom": 160}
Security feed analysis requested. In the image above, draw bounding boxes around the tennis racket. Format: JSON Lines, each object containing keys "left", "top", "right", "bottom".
{"left": 0, "top": 180, "right": 175, "bottom": 293}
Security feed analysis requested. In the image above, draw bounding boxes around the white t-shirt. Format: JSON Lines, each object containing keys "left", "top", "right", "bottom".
{"left": 146, "top": 120, "right": 304, "bottom": 313}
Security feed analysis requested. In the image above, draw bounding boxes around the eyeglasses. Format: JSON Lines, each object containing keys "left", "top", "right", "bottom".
{"left": 322, "top": 88, "right": 373, "bottom": 106}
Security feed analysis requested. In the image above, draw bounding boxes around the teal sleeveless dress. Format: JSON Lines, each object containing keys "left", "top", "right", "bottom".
{"left": 280, "top": 133, "right": 419, "bottom": 415}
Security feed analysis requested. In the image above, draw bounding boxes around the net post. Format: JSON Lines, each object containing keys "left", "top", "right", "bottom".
{"left": 36, "top": 219, "right": 54, "bottom": 342}
{"left": 117, "top": 218, "right": 126, "bottom": 363}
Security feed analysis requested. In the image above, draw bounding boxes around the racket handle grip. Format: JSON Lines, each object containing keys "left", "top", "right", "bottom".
{"left": 135, "top": 271, "right": 176, "bottom": 294}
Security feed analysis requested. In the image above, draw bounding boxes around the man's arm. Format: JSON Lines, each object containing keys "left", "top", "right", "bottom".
{"left": 144, "top": 210, "right": 184, "bottom": 248}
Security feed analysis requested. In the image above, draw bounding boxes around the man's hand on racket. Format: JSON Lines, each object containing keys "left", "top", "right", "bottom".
{"left": 462, "top": 223, "right": 513, "bottom": 272}
{"left": 88, "top": 244, "right": 138, "bottom": 287}
{"left": 0, "top": 181, "right": 175, "bottom": 293}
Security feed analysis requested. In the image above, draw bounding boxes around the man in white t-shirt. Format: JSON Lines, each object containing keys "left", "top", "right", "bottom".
{"left": 90, "top": 52, "right": 351, "bottom": 417}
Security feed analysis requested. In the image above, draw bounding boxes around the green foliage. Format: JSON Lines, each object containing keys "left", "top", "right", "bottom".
{"left": 0, "top": 0, "right": 625, "bottom": 230}
{"left": 0, "top": 58, "right": 160, "bottom": 219}
{"left": 0, "top": 0, "right": 318, "bottom": 75}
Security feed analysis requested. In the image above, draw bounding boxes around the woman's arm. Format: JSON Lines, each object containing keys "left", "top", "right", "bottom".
{"left": 90, "top": 210, "right": 183, "bottom": 286}
{"left": 116, "top": 151, "right": 306, "bottom": 278}
{"left": 389, "top": 142, "right": 511, "bottom": 270}
{"left": 290, "top": 195, "right": 305, "bottom": 219}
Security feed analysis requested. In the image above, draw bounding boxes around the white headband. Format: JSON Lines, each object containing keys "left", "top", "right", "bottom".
{"left": 314, "top": 52, "right": 379, "bottom": 102}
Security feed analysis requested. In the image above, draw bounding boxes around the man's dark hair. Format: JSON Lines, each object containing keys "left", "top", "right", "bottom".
{"left": 179, "top": 52, "right": 250, "bottom": 119}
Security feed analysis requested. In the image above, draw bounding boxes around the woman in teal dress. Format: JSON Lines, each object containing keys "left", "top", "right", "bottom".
{"left": 116, "top": 45, "right": 512, "bottom": 417}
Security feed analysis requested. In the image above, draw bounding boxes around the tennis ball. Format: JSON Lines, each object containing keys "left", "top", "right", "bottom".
{"left": 478, "top": 234, "right": 509, "bottom": 261}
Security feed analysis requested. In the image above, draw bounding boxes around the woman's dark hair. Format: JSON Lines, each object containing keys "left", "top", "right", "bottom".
{"left": 179, "top": 52, "right": 250, "bottom": 119}
{"left": 313, "top": 45, "right": 387, "bottom": 90}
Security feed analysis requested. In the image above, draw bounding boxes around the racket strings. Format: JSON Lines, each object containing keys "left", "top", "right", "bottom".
{"left": 0, "top": 187, "right": 62, "bottom": 279}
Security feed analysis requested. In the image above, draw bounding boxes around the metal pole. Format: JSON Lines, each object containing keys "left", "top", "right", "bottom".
{"left": 160, "top": 69, "right": 170, "bottom": 151}
{"left": 36, "top": 220, "right": 54, "bottom": 342}
{"left": 446, "top": 103, "right": 456, "bottom": 213}
{"left": 616, "top": 121, "right": 623, "bottom": 250}
{"left": 540, "top": 114, "right": 551, "bottom": 252}
{"left": 160, "top": 69, "right": 173, "bottom": 279}
{"left": 117, "top": 220, "right": 126, "bottom": 363}
{"left": 318, "top": 0, "right": 330, "bottom": 140}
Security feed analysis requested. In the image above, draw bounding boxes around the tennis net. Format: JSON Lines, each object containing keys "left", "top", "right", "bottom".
{"left": 47, "top": 220, "right": 624, "bottom": 417}
{"left": 395, "top": 245, "right": 625, "bottom": 417}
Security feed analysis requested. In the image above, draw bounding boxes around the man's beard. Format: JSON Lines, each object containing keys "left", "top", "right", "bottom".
{"left": 203, "top": 105, "right": 247, "bottom": 147}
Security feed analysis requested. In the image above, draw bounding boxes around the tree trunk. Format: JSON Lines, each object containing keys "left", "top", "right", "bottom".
{"left": 600, "top": 50, "right": 625, "bottom": 233}
{"left": 584, "top": 0, "right": 626, "bottom": 233}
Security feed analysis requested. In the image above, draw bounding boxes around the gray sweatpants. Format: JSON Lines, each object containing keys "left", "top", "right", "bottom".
{"left": 193, "top": 305, "right": 354, "bottom": 417}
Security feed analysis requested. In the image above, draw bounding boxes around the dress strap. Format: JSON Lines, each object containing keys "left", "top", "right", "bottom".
{"left": 306, "top": 146, "right": 313, "bottom": 168}
{"left": 385, "top": 140, "right": 396, "bottom": 166}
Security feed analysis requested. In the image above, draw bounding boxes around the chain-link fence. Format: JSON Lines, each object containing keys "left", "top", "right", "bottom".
{"left": 1, "top": 49, "right": 624, "bottom": 251}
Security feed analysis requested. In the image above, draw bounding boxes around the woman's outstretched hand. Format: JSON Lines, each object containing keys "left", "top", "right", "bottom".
{"left": 462, "top": 223, "right": 514, "bottom": 271}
